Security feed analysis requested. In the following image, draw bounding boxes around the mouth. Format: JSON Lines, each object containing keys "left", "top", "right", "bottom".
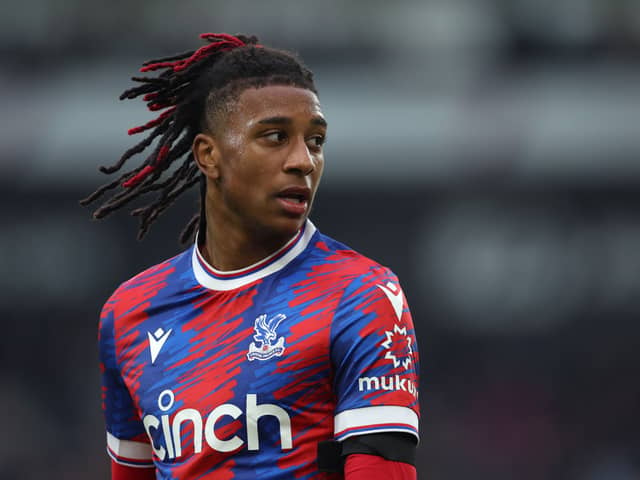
{"left": 276, "top": 186, "right": 311, "bottom": 216}
{"left": 276, "top": 186, "right": 311, "bottom": 204}
{"left": 279, "top": 193, "right": 306, "bottom": 203}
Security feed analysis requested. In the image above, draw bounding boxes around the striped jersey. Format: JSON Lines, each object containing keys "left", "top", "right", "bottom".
{"left": 100, "top": 220, "right": 420, "bottom": 479}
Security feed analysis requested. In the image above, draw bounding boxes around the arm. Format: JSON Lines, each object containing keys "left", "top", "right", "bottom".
{"left": 343, "top": 432, "right": 417, "bottom": 480}
{"left": 111, "top": 461, "right": 156, "bottom": 480}
{"left": 317, "top": 432, "right": 417, "bottom": 479}
{"left": 100, "top": 302, "right": 155, "bottom": 473}
{"left": 345, "top": 455, "right": 416, "bottom": 480}
{"left": 329, "top": 269, "right": 421, "bottom": 478}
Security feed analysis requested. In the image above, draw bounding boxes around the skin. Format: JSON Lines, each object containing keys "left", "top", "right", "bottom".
{"left": 192, "top": 85, "right": 327, "bottom": 271}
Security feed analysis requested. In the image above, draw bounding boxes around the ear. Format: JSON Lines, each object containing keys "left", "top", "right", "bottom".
{"left": 192, "top": 133, "right": 221, "bottom": 180}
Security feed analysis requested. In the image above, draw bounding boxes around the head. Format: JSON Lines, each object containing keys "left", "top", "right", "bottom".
{"left": 81, "top": 33, "right": 325, "bottom": 243}
{"left": 193, "top": 84, "right": 326, "bottom": 244}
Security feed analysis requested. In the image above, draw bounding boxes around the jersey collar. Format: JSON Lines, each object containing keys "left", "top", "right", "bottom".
{"left": 192, "top": 220, "right": 317, "bottom": 291}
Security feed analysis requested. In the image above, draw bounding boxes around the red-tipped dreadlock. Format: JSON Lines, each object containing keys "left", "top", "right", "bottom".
{"left": 140, "top": 34, "right": 249, "bottom": 73}
{"left": 80, "top": 32, "right": 316, "bottom": 242}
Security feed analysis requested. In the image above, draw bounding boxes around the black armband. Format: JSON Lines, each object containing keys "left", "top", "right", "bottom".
{"left": 317, "top": 433, "right": 417, "bottom": 472}
{"left": 317, "top": 439, "right": 343, "bottom": 473}
{"left": 342, "top": 432, "right": 417, "bottom": 466}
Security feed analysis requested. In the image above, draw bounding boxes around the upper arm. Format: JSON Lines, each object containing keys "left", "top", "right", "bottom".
{"left": 331, "top": 268, "right": 420, "bottom": 442}
{"left": 341, "top": 432, "right": 416, "bottom": 465}
{"left": 100, "top": 303, "right": 155, "bottom": 469}
{"left": 111, "top": 460, "right": 156, "bottom": 480}
{"left": 344, "top": 454, "right": 417, "bottom": 480}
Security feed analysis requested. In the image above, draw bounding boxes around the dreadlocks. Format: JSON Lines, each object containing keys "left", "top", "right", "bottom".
{"left": 80, "top": 33, "right": 316, "bottom": 243}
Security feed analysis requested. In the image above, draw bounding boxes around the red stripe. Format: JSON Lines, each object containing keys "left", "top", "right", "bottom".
{"left": 336, "top": 423, "right": 416, "bottom": 438}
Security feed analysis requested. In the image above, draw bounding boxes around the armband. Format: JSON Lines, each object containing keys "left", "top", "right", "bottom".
{"left": 317, "top": 439, "right": 343, "bottom": 473}
{"left": 317, "top": 433, "right": 417, "bottom": 472}
{"left": 341, "top": 433, "right": 416, "bottom": 466}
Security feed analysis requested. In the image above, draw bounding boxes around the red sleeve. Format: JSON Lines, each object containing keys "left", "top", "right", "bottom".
{"left": 111, "top": 460, "right": 156, "bottom": 480}
{"left": 345, "top": 454, "right": 417, "bottom": 480}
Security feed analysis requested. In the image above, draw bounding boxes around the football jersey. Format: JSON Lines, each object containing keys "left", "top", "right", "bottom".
{"left": 100, "top": 220, "right": 420, "bottom": 479}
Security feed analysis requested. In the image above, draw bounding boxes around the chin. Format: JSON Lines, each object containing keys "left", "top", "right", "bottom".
{"left": 282, "top": 215, "right": 307, "bottom": 233}
{"left": 268, "top": 215, "right": 307, "bottom": 238}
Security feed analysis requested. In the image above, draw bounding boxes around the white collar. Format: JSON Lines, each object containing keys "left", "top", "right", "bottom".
{"left": 191, "top": 220, "right": 317, "bottom": 291}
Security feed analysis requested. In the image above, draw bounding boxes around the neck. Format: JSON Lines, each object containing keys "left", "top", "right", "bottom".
{"left": 200, "top": 210, "right": 301, "bottom": 273}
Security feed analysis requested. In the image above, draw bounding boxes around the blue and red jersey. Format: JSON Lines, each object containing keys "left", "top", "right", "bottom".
{"left": 100, "top": 220, "right": 420, "bottom": 479}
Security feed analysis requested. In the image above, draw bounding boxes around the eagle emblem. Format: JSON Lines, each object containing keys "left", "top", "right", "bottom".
{"left": 247, "top": 313, "right": 286, "bottom": 361}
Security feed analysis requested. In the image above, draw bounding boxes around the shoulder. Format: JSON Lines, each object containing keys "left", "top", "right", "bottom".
{"left": 100, "top": 247, "right": 192, "bottom": 323}
{"left": 310, "top": 230, "right": 399, "bottom": 287}
{"left": 309, "top": 232, "right": 410, "bottom": 328}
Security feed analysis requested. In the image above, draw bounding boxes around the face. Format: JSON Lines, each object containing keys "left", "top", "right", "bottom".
{"left": 193, "top": 85, "right": 327, "bottom": 241}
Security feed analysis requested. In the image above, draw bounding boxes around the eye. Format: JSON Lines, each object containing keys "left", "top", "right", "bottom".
{"left": 306, "top": 135, "right": 326, "bottom": 151}
{"left": 263, "top": 131, "right": 287, "bottom": 144}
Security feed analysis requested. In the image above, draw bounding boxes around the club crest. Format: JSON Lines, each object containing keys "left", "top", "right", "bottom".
{"left": 247, "top": 313, "right": 286, "bottom": 361}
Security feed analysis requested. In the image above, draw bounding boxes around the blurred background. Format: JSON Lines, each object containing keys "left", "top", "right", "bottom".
{"left": 1, "top": 0, "right": 639, "bottom": 478}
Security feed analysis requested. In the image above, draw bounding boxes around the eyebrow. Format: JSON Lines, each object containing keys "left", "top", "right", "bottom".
{"left": 257, "top": 116, "right": 328, "bottom": 128}
{"left": 312, "top": 117, "right": 328, "bottom": 128}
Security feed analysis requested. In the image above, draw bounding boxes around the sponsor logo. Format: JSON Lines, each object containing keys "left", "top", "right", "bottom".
{"left": 354, "top": 282, "right": 417, "bottom": 399}
{"left": 377, "top": 281, "right": 404, "bottom": 321}
{"left": 143, "top": 390, "right": 292, "bottom": 460}
{"left": 358, "top": 375, "right": 419, "bottom": 399}
{"left": 247, "top": 313, "right": 286, "bottom": 361}
{"left": 148, "top": 327, "right": 172, "bottom": 365}
{"left": 381, "top": 324, "right": 413, "bottom": 371}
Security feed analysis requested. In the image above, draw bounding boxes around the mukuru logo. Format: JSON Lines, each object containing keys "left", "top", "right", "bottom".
{"left": 247, "top": 313, "right": 286, "bottom": 361}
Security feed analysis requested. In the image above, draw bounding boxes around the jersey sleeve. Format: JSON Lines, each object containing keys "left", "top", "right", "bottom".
{"left": 345, "top": 454, "right": 417, "bottom": 480}
{"left": 100, "top": 301, "right": 155, "bottom": 468}
{"left": 330, "top": 268, "right": 420, "bottom": 442}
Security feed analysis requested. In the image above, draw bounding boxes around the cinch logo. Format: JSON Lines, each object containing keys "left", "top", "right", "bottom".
{"left": 358, "top": 375, "right": 419, "bottom": 399}
{"left": 142, "top": 390, "right": 292, "bottom": 460}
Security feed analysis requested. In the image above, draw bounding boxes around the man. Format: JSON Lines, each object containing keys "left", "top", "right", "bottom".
{"left": 83, "top": 33, "right": 419, "bottom": 480}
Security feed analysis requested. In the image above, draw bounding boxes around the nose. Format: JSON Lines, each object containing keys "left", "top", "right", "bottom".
{"left": 283, "top": 137, "right": 315, "bottom": 175}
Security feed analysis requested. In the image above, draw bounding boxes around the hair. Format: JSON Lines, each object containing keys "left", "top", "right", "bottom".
{"left": 80, "top": 33, "right": 316, "bottom": 243}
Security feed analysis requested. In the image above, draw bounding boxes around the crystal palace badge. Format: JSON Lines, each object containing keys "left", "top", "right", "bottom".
{"left": 247, "top": 313, "right": 286, "bottom": 361}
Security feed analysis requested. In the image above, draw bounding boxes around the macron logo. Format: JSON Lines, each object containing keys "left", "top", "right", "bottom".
{"left": 377, "top": 281, "right": 404, "bottom": 321}
{"left": 148, "top": 327, "right": 172, "bottom": 365}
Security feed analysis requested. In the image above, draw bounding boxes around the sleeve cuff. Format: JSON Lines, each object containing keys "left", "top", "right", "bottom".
{"left": 334, "top": 406, "right": 419, "bottom": 442}
{"left": 107, "top": 432, "right": 155, "bottom": 468}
